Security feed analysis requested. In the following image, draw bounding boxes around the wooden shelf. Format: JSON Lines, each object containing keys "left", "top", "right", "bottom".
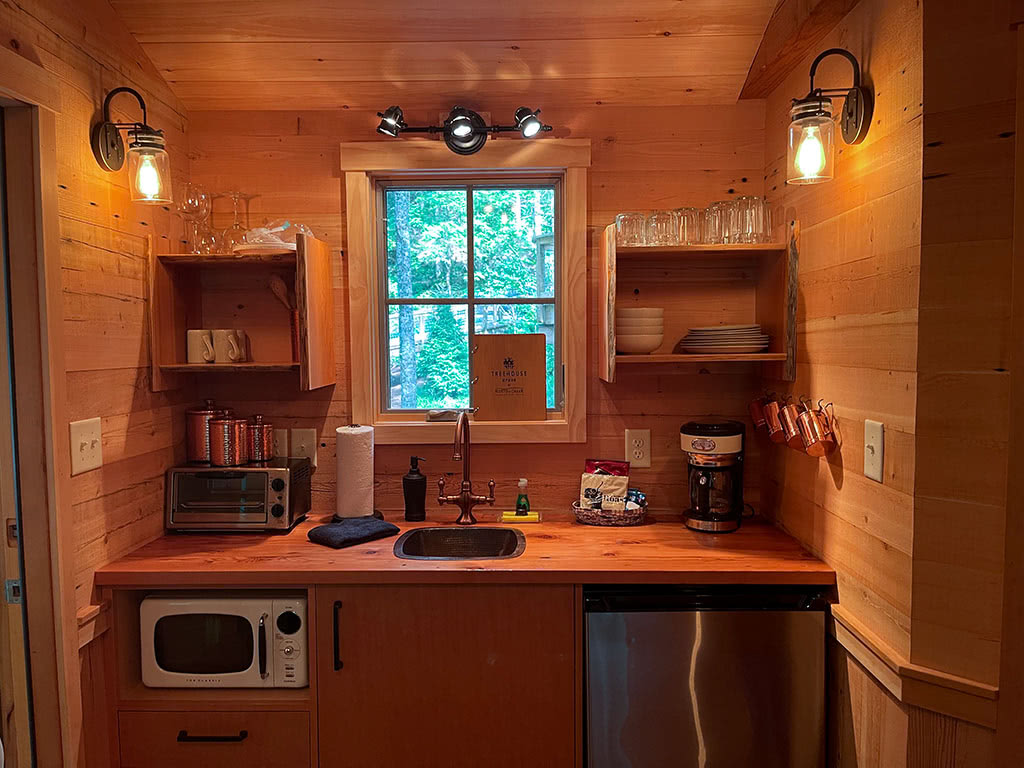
{"left": 616, "top": 242, "right": 787, "bottom": 258}
{"left": 160, "top": 362, "right": 299, "bottom": 373}
{"left": 149, "top": 233, "right": 336, "bottom": 391}
{"left": 616, "top": 352, "right": 788, "bottom": 364}
{"left": 157, "top": 251, "right": 296, "bottom": 266}
{"left": 597, "top": 223, "right": 799, "bottom": 383}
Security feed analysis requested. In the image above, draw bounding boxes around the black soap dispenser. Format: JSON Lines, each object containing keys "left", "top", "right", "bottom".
{"left": 403, "top": 456, "right": 427, "bottom": 522}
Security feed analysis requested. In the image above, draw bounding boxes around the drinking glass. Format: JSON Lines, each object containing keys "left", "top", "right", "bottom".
{"left": 736, "top": 196, "right": 772, "bottom": 243}
{"left": 646, "top": 210, "right": 679, "bottom": 246}
{"left": 615, "top": 212, "right": 646, "bottom": 246}
{"left": 176, "top": 183, "right": 210, "bottom": 254}
{"left": 221, "top": 191, "right": 249, "bottom": 250}
{"left": 674, "top": 207, "right": 702, "bottom": 245}
{"left": 703, "top": 202, "right": 726, "bottom": 244}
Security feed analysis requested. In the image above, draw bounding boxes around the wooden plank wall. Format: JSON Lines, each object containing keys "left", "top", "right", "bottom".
{"left": 760, "top": 0, "right": 921, "bottom": 660}
{"left": 911, "top": 0, "right": 1017, "bottom": 689}
{"left": 2, "top": 3, "right": 192, "bottom": 760}
{"left": 188, "top": 103, "right": 768, "bottom": 515}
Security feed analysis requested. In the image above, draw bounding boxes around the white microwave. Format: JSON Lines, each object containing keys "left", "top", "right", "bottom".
{"left": 140, "top": 595, "right": 308, "bottom": 688}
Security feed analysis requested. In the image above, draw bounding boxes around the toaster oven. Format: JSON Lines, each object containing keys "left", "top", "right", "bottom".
{"left": 165, "top": 457, "right": 311, "bottom": 532}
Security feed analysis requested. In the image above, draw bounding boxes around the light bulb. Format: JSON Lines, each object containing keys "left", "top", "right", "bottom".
{"left": 451, "top": 119, "right": 472, "bottom": 138}
{"left": 521, "top": 119, "right": 541, "bottom": 138}
{"left": 795, "top": 126, "right": 826, "bottom": 179}
{"left": 135, "top": 153, "right": 162, "bottom": 200}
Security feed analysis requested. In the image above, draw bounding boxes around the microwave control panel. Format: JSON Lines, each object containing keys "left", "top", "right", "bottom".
{"left": 272, "top": 597, "right": 308, "bottom": 687}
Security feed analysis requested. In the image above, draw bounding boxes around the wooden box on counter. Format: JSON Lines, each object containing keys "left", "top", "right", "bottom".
{"left": 148, "top": 232, "right": 336, "bottom": 391}
{"left": 598, "top": 221, "right": 799, "bottom": 383}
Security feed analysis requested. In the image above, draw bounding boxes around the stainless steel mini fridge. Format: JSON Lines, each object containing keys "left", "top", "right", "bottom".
{"left": 585, "top": 586, "right": 827, "bottom": 768}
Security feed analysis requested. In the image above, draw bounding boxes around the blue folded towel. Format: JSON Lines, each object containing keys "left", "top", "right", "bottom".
{"left": 307, "top": 515, "right": 400, "bottom": 549}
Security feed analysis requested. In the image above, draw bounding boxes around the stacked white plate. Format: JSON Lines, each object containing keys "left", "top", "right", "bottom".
{"left": 616, "top": 307, "right": 663, "bottom": 354}
{"left": 677, "top": 324, "right": 770, "bottom": 354}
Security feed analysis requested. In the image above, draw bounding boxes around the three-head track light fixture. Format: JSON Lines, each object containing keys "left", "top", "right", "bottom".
{"left": 375, "top": 105, "right": 552, "bottom": 155}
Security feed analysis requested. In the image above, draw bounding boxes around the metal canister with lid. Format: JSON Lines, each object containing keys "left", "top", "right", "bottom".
{"left": 209, "top": 417, "right": 249, "bottom": 467}
{"left": 185, "top": 399, "right": 226, "bottom": 464}
{"left": 247, "top": 414, "right": 274, "bottom": 463}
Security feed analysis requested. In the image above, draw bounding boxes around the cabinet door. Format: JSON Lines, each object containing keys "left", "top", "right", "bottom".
{"left": 317, "top": 585, "right": 576, "bottom": 767}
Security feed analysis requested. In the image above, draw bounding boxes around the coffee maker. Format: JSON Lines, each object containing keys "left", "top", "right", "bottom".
{"left": 680, "top": 420, "right": 745, "bottom": 532}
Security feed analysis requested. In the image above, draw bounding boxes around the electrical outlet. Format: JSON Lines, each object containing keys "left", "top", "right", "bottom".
{"left": 273, "top": 428, "right": 289, "bottom": 458}
{"left": 864, "top": 419, "right": 884, "bottom": 483}
{"left": 291, "top": 428, "right": 318, "bottom": 468}
{"left": 625, "top": 428, "right": 651, "bottom": 468}
{"left": 69, "top": 417, "right": 103, "bottom": 475}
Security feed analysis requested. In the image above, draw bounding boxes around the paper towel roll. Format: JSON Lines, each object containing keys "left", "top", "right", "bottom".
{"left": 336, "top": 425, "right": 374, "bottom": 518}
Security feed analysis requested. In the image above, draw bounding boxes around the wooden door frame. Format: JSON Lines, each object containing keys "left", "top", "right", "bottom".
{"left": 0, "top": 46, "right": 81, "bottom": 766}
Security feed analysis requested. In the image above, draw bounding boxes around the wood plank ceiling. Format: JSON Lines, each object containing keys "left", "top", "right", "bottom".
{"left": 109, "top": 0, "right": 778, "bottom": 111}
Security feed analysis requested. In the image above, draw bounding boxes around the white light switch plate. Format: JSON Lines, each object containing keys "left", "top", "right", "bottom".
{"left": 273, "top": 428, "right": 289, "bottom": 458}
{"left": 864, "top": 419, "right": 884, "bottom": 483}
{"left": 69, "top": 417, "right": 103, "bottom": 475}
{"left": 625, "top": 428, "right": 651, "bottom": 468}
{"left": 291, "top": 428, "right": 318, "bottom": 468}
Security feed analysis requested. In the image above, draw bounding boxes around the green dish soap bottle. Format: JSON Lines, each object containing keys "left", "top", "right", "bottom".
{"left": 515, "top": 478, "right": 530, "bottom": 516}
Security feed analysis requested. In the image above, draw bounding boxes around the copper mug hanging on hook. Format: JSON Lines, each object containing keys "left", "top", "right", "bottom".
{"left": 762, "top": 397, "right": 786, "bottom": 443}
{"left": 798, "top": 399, "right": 837, "bottom": 457}
{"left": 780, "top": 397, "right": 808, "bottom": 451}
{"left": 749, "top": 394, "right": 769, "bottom": 430}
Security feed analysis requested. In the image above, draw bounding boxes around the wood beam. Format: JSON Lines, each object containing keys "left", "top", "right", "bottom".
{"left": 740, "top": 0, "right": 861, "bottom": 100}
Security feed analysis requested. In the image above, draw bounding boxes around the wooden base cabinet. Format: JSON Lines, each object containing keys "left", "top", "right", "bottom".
{"left": 316, "top": 585, "right": 577, "bottom": 767}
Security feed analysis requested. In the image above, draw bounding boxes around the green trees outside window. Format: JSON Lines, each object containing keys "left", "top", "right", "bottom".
{"left": 383, "top": 184, "right": 558, "bottom": 410}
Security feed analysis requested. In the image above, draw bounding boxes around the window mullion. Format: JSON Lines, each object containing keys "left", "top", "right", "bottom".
{"left": 466, "top": 186, "right": 475, "bottom": 410}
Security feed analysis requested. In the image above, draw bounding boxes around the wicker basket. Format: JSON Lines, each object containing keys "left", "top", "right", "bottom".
{"left": 572, "top": 500, "right": 648, "bottom": 527}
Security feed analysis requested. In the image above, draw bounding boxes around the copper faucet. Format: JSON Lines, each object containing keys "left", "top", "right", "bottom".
{"left": 437, "top": 411, "right": 495, "bottom": 525}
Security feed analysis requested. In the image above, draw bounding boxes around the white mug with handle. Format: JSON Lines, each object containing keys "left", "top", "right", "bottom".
{"left": 186, "top": 329, "right": 215, "bottom": 364}
{"left": 212, "top": 329, "right": 243, "bottom": 363}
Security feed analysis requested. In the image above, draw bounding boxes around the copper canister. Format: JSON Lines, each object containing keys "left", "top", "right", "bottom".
{"left": 185, "top": 399, "right": 226, "bottom": 464}
{"left": 209, "top": 417, "right": 249, "bottom": 467}
{"left": 247, "top": 414, "right": 274, "bottom": 463}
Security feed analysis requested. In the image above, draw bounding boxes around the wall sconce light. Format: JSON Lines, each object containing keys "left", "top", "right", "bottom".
{"left": 375, "top": 105, "right": 552, "bottom": 155}
{"left": 92, "top": 87, "right": 172, "bottom": 204}
{"left": 787, "top": 48, "right": 873, "bottom": 185}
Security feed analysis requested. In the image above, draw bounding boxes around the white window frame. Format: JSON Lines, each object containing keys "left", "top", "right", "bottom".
{"left": 342, "top": 139, "right": 589, "bottom": 444}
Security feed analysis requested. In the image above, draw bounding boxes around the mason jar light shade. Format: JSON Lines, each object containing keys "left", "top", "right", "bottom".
{"left": 787, "top": 98, "right": 835, "bottom": 185}
{"left": 127, "top": 137, "right": 172, "bottom": 204}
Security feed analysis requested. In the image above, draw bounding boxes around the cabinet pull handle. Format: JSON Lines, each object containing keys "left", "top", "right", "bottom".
{"left": 177, "top": 729, "right": 249, "bottom": 743}
{"left": 333, "top": 600, "right": 344, "bottom": 670}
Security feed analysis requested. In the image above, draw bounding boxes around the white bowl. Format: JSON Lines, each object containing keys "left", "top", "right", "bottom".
{"left": 616, "top": 307, "right": 664, "bottom": 319}
{"left": 616, "top": 333, "right": 664, "bottom": 354}
{"left": 616, "top": 323, "right": 664, "bottom": 334}
{"left": 616, "top": 316, "right": 665, "bottom": 327}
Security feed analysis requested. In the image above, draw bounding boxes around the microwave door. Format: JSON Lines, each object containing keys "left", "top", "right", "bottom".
{"left": 140, "top": 598, "right": 274, "bottom": 688}
{"left": 171, "top": 471, "right": 269, "bottom": 528}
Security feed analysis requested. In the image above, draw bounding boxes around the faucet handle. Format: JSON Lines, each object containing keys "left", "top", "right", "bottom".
{"left": 486, "top": 479, "right": 495, "bottom": 504}
{"left": 437, "top": 477, "right": 448, "bottom": 504}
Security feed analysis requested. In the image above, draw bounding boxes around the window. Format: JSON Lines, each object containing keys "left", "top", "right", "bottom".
{"left": 342, "top": 138, "right": 589, "bottom": 443}
{"left": 379, "top": 180, "right": 560, "bottom": 412}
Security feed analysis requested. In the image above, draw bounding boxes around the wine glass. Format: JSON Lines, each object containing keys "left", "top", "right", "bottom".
{"left": 176, "top": 183, "right": 210, "bottom": 254}
{"left": 221, "top": 190, "right": 249, "bottom": 251}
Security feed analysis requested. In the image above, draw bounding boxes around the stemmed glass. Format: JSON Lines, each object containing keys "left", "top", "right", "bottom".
{"left": 221, "top": 191, "right": 249, "bottom": 251}
{"left": 176, "top": 183, "right": 210, "bottom": 254}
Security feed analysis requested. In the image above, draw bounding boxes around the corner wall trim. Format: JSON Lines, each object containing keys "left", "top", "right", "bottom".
{"left": 830, "top": 604, "right": 999, "bottom": 727}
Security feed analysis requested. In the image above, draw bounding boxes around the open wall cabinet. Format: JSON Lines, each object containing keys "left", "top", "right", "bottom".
{"left": 148, "top": 233, "right": 337, "bottom": 392}
{"left": 598, "top": 221, "right": 799, "bottom": 383}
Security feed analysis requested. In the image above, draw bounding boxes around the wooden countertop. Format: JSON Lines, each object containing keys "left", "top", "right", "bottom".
{"left": 95, "top": 517, "right": 835, "bottom": 588}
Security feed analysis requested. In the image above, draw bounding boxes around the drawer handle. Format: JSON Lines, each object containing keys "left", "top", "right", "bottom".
{"left": 333, "top": 600, "right": 344, "bottom": 670}
{"left": 177, "top": 729, "right": 249, "bottom": 743}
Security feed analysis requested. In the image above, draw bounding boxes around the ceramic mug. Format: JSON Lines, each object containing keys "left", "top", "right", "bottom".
{"left": 234, "top": 329, "right": 250, "bottom": 362}
{"left": 186, "top": 329, "right": 214, "bottom": 363}
{"left": 212, "top": 329, "right": 244, "bottom": 363}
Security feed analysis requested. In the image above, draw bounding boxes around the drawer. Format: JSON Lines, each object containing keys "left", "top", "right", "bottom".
{"left": 118, "top": 710, "right": 311, "bottom": 768}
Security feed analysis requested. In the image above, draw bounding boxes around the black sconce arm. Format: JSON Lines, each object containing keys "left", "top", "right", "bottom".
{"left": 102, "top": 86, "right": 149, "bottom": 129}
{"left": 806, "top": 47, "right": 862, "bottom": 98}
